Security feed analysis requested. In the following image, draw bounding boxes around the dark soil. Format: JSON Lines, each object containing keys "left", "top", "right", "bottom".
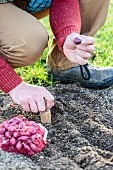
{"left": 1, "top": 83, "right": 113, "bottom": 170}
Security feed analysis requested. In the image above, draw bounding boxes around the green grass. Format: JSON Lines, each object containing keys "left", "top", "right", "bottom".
{"left": 16, "top": 1, "right": 113, "bottom": 86}
{"left": 91, "top": 1, "right": 113, "bottom": 66}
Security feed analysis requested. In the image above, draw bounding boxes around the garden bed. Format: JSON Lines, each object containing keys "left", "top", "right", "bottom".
{"left": 0, "top": 83, "right": 113, "bottom": 170}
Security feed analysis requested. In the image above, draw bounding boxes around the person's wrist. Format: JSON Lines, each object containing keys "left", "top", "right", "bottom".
{"left": 8, "top": 81, "right": 26, "bottom": 95}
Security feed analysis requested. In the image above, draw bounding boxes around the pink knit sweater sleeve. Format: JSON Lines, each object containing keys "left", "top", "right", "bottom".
{"left": 0, "top": 56, "right": 22, "bottom": 93}
{"left": 50, "top": 0, "right": 81, "bottom": 51}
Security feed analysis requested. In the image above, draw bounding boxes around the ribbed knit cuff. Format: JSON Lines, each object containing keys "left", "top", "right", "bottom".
{"left": 56, "top": 26, "right": 80, "bottom": 52}
{"left": 0, "top": 62, "right": 22, "bottom": 93}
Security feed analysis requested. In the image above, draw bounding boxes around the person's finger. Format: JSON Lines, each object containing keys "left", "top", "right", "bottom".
{"left": 20, "top": 101, "right": 31, "bottom": 112}
{"left": 80, "top": 35, "right": 94, "bottom": 45}
{"left": 64, "top": 36, "right": 76, "bottom": 50}
{"left": 68, "top": 53, "right": 87, "bottom": 65}
{"left": 70, "top": 32, "right": 80, "bottom": 42}
{"left": 43, "top": 89, "right": 54, "bottom": 101}
{"left": 75, "top": 49, "right": 91, "bottom": 59}
{"left": 74, "top": 55, "right": 87, "bottom": 65}
{"left": 46, "top": 100, "right": 54, "bottom": 109}
{"left": 76, "top": 44, "right": 94, "bottom": 53}
{"left": 28, "top": 100, "right": 38, "bottom": 113}
{"left": 35, "top": 96, "right": 46, "bottom": 112}
{"left": 43, "top": 90, "right": 54, "bottom": 109}
{"left": 70, "top": 33, "right": 94, "bottom": 45}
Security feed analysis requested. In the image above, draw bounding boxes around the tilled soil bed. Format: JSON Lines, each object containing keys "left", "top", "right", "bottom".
{"left": 0, "top": 83, "right": 113, "bottom": 170}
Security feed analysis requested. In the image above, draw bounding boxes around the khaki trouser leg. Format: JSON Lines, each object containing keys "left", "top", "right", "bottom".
{"left": 47, "top": 0, "right": 110, "bottom": 70}
{"left": 0, "top": 3, "right": 48, "bottom": 68}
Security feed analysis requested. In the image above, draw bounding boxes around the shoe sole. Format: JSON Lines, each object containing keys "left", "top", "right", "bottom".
{"left": 49, "top": 74, "right": 113, "bottom": 89}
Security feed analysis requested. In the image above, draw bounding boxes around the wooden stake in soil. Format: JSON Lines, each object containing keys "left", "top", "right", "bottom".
{"left": 40, "top": 109, "right": 51, "bottom": 124}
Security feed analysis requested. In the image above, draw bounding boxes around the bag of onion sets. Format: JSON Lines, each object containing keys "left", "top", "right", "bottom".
{"left": 0, "top": 115, "right": 48, "bottom": 156}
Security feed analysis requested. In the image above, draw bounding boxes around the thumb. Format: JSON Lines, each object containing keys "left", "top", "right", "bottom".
{"left": 64, "top": 33, "right": 80, "bottom": 50}
{"left": 43, "top": 90, "right": 54, "bottom": 109}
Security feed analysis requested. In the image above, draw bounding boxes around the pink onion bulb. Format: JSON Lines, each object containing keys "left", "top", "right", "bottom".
{"left": 0, "top": 115, "right": 48, "bottom": 156}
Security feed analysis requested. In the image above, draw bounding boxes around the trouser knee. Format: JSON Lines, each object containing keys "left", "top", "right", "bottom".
{"left": 1, "top": 29, "right": 48, "bottom": 68}
{"left": 0, "top": 3, "right": 49, "bottom": 68}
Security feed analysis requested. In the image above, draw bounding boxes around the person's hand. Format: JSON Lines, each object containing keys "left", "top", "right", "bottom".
{"left": 8, "top": 82, "right": 54, "bottom": 113}
{"left": 63, "top": 33, "right": 94, "bottom": 65}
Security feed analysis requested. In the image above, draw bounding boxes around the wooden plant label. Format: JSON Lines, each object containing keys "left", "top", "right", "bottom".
{"left": 40, "top": 109, "right": 51, "bottom": 124}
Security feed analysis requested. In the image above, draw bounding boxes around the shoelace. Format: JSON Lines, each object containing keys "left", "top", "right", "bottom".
{"left": 80, "top": 63, "right": 91, "bottom": 80}
{"left": 74, "top": 37, "right": 91, "bottom": 80}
